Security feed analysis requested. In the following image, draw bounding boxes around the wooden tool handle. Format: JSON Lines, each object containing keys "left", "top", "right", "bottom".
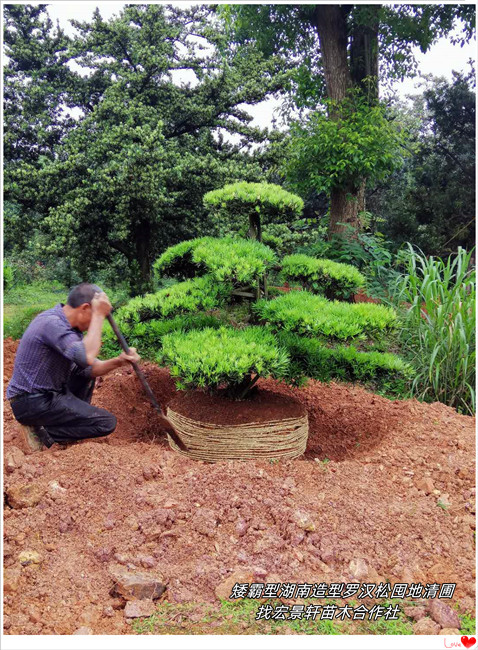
{"left": 106, "top": 314, "right": 187, "bottom": 451}
{"left": 106, "top": 314, "right": 162, "bottom": 412}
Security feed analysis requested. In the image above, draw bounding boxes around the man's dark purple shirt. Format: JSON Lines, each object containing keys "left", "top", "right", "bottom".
{"left": 7, "top": 304, "right": 92, "bottom": 399}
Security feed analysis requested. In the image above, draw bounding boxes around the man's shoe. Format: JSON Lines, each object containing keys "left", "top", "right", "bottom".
{"left": 20, "top": 425, "right": 45, "bottom": 452}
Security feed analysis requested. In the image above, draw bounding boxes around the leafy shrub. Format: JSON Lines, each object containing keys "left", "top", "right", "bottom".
{"left": 286, "top": 90, "right": 405, "bottom": 195}
{"left": 160, "top": 326, "right": 290, "bottom": 392}
{"left": 278, "top": 331, "right": 412, "bottom": 391}
{"left": 3, "top": 261, "right": 14, "bottom": 290}
{"left": 389, "top": 245, "right": 475, "bottom": 414}
{"left": 300, "top": 227, "right": 398, "bottom": 300}
{"left": 116, "top": 275, "right": 233, "bottom": 326}
{"left": 255, "top": 291, "right": 398, "bottom": 340}
{"left": 281, "top": 254, "right": 365, "bottom": 300}
{"left": 154, "top": 237, "right": 276, "bottom": 285}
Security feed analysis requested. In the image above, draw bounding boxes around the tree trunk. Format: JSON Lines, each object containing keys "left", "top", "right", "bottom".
{"left": 248, "top": 213, "right": 262, "bottom": 242}
{"left": 314, "top": 5, "right": 352, "bottom": 103}
{"left": 349, "top": 7, "right": 380, "bottom": 228}
{"left": 328, "top": 184, "right": 364, "bottom": 238}
{"left": 314, "top": 6, "right": 363, "bottom": 237}
{"left": 131, "top": 219, "right": 152, "bottom": 296}
{"left": 313, "top": 5, "right": 380, "bottom": 238}
{"left": 350, "top": 6, "right": 380, "bottom": 101}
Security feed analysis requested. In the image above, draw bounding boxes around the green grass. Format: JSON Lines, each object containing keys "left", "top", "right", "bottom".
{"left": 132, "top": 599, "right": 347, "bottom": 635}
{"left": 131, "top": 597, "right": 475, "bottom": 636}
{"left": 3, "top": 280, "right": 131, "bottom": 340}
{"left": 131, "top": 597, "right": 442, "bottom": 636}
{"left": 359, "top": 616, "right": 413, "bottom": 635}
{"left": 459, "top": 613, "right": 476, "bottom": 635}
{"left": 3, "top": 281, "right": 66, "bottom": 339}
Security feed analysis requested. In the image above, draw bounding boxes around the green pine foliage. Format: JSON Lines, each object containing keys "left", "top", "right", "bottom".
{"left": 278, "top": 331, "right": 413, "bottom": 391}
{"left": 116, "top": 275, "right": 233, "bottom": 325}
{"left": 159, "top": 326, "right": 290, "bottom": 391}
{"left": 281, "top": 254, "right": 365, "bottom": 300}
{"left": 255, "top": 291, "right": 397, "bottom": 340}
{"left": 101, "top": 313, "right": 223, "bottom": 358}
{"left": 204, "top": 182, "right": 304, "bottom": 239}
{"left": 153, "top": 238, "right": 208, "bottom": 280}
{"left": 204, "top": 182, "right": 304, "bottom": 216}
{"left": 116, "top": 235, "right": 409, "bottom": 397}
{"left": 154, "top": 237, "right": 276, "bottom": 285}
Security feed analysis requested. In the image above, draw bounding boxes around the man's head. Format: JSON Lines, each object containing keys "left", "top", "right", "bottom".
{"left": 65, "top": 283, "right": 102, "bottom": 331}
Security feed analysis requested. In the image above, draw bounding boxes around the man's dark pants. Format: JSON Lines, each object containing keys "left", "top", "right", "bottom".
{"left": 10, "top": 366, "right": 117, "bottom": 447}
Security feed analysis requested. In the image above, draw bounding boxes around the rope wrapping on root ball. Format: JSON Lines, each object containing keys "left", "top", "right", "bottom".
{"left": 166, "top": 407, "right": 309, "bottom": 462}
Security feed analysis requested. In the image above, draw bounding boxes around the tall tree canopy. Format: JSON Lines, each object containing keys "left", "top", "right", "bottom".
{"left": 219, "top": 4, "right": 475, "bottom": 237}
{"left": 4, "top": 4, "right": 75, "bottom": 166}
{"left": 4, "top": 4, "right": 287, "bottom": 293}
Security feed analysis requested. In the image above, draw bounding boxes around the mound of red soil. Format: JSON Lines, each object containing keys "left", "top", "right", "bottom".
{"left": 353, "top": 289, "right": 380, "bottom": 304}
{"left": 169, "top": 388, "right": 305, "bottom": 425}
{"left": 3, "top": 338, "right": 476, "bottom": 636}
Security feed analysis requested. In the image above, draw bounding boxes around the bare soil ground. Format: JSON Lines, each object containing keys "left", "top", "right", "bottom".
{"left": 3, "top": 338, "right": 475, "bottom": 635}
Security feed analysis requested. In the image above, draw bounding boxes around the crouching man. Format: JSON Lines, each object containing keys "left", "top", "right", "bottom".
{"left": 6, "top": 283, "right": 139, "bottom": 451}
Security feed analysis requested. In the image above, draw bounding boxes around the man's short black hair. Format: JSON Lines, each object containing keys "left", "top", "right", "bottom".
{"left": 67, "top": 283, "right": 102, "bottom": 308}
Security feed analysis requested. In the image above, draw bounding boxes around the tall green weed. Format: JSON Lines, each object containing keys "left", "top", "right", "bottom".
{"left": 390, "top": 245, "right": 475, "bottom": 414}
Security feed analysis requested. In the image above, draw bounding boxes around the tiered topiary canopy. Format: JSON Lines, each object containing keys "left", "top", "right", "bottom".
{"left": 103, "top": 181, "right": 411, "bottom": 457}
{"left": 106, "top": 240, "right": 411, "bottom": 400}
{"left": 203, "top": 181, "right": 304, "bottom": 242}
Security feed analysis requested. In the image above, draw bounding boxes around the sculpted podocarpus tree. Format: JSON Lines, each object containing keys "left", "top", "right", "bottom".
{"left": 100, "top": 188, "right": 410, "bottom": 458}
{"left": 102, "top": 222, "right": 411, "bottom": 459}
{"left": 105, "top": 235, "right": 411, "bottom": 403}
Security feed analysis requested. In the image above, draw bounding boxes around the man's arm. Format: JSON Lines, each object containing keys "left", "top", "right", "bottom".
{"left": 90, "top": 348, "right": 140, "bottom": 377}
{"left": 83, "top": 292, "right": 112, "bottom": 365}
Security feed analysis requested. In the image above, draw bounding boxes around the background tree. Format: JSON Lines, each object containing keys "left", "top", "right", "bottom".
{"left": 219, "top": 4, "right": 475, "bottom": 238}
{"left": 369, "top": 69, "right": 475, "bottom": 254}
{"left": 3, "top": 4, "right": 75, "bottom": 166}
{"left": 3, "top": 4, "right": 79, "bottom": 263}
{"left": 4, "top": 4, "right": 288, "bottom": 294}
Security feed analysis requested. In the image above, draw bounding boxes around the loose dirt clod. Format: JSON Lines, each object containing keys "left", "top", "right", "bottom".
{"left": 124, "top": 600, "right": 156, "bottom": 618}
{"left": 2, "top": 339, "right": 476, "bottom": 635}
{"left": 6, "top": 483, "right": 45, "bottom": 509}
{"left": 413, "top": 618, "right": 441, "bottom": 635}
{"left": 109, "top": 566, "right": 167, "bottom": 601}
{"left": 18, "top": 551, "right": 43, "bottom": 566}
{"left": 73, "top": 626, "right": 93, "bottom": 635}
{"left": 4, "top": 446, "right": 25, "bottom": 474}
{"left": 427, "top": 600, "right": 461, "bottom": 629}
